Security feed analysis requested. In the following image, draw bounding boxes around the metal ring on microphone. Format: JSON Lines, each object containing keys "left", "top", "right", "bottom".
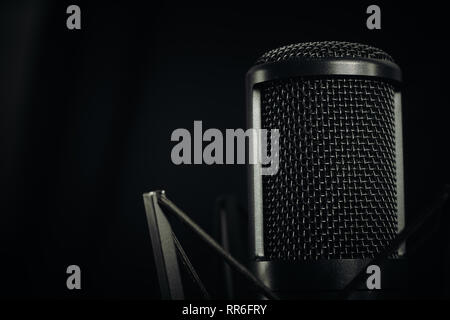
{"left": 246, "top": 57, "right": 402, "bottom": 89}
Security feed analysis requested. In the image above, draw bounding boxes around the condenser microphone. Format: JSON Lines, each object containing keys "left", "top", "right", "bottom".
{"left": 246, "top": 41, "right": 406, "bottom": 299}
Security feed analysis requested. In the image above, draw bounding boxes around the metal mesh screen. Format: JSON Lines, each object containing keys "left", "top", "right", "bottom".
{"left": 256, "top": 41, "right": 394, "bottom": 64}
{"left": 257, "top": 42, "right": 398, "bottom": 261}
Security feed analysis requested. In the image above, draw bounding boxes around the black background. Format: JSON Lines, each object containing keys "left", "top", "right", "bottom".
{"left": 1, "top": 1, "right": 449, "bottom": 299}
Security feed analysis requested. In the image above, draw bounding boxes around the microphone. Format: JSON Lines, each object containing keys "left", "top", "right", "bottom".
{"left": 246, "top": 41, "right": 407, "bottom": 299}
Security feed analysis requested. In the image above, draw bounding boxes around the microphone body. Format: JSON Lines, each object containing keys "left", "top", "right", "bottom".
{"left": 246, "top": 42, "right": 406, "bottom": 298}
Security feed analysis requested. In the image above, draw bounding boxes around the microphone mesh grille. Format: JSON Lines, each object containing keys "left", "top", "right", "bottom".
{"left": 260, "top": 75, "right": 398, "bottom": 260}
{"left": 256, "top": 41, "right": 394, "bottom": 65}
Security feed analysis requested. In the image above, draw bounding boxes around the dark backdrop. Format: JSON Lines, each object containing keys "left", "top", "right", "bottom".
{"left": 1, "top": 1, "right": 449, "bottom": 298}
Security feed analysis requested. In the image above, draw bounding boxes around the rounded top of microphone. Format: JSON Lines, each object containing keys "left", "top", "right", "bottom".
{"left": 247, "top": 41, "right": 401, "bottom": 86}
{"left": 255, "top": 41, "right": 394, "bottom": 65}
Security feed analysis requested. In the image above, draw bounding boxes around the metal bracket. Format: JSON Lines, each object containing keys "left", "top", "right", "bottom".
{"left": 143, "top": 190, "right": 184, "bottom": 300}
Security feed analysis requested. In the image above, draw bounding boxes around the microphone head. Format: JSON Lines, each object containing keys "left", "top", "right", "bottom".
{"left": 247, "top": 41, "right": 404, "bottom": 262}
